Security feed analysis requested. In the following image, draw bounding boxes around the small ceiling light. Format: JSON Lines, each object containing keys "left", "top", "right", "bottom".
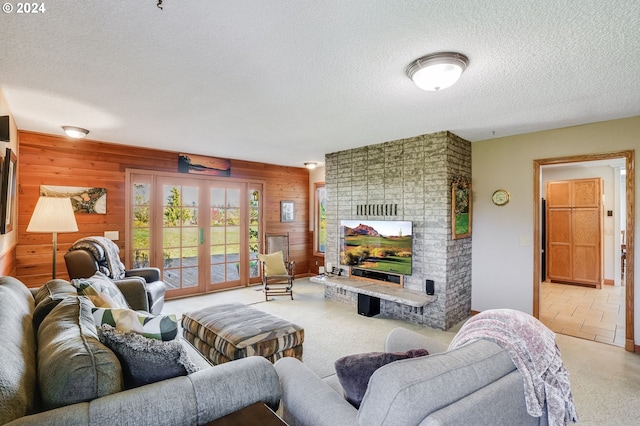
{"left": 62, "top": 126, "right": 89, "bottom": 139}
{"left": 304, "top": 162, "right": 318, "bottom": 170}
{"left": 406, "top": 52, "right": 469, "bottom": 91}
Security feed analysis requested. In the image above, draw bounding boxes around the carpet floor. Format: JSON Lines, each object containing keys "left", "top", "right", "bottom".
{"left": 164, "top": 278, "right": 640, "bottom": 426}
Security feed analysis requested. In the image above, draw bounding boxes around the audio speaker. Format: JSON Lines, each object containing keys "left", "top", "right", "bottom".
{"left": 426, "top": 279, "right": 435, "bottom": 295}
{"left": 357, "top": 294, "right": 380, "bottom": 317}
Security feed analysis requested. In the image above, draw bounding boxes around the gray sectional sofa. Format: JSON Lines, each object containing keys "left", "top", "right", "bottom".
{"left": 0, "top": 276, "right": 281, "bottom": 425}
{"left": 275, "top": 327, "right": 549, "bottom": 426}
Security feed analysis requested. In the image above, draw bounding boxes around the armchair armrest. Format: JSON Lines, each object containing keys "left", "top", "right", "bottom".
{"left": 125, "top": 267, "right": 160, "bottom": 283}
{"left": 287, "top": 260, "right": 296, "bottom": 278}
{"left": 274, "top": 357, "right": 357, "bottom": 426}
{"left": 113, "top": 277, "right": 149, "bottom": 311}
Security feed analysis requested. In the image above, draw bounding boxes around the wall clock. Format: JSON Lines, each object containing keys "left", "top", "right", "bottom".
{"left": 492, "top": 189, "right": 510, "bottom": 206}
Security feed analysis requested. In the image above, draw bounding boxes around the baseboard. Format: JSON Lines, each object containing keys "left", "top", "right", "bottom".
{"left": 604, "top": 279, "right": 614, "bottom": 285}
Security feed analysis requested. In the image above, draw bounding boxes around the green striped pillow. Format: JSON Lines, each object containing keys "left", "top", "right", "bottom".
{"left": 92, "top": 307, "right": 177, "bottom": 341}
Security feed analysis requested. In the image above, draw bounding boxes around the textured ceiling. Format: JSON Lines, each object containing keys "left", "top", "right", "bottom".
{"left": 1, "top": 0, "right": 639, "bottom": 167}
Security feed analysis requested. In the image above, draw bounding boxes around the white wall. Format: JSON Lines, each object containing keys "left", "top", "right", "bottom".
{"left": 0, "top": 87, "right": 18, "bottom": 258}
{"left": 541, "top": 165, "right": 617, "bottom": 284}
{"left": 472, "top": 116, "right": 640, "bottom": 344}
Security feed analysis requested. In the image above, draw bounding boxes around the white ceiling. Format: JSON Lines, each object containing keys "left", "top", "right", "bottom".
{"left": 1, "top": 0, "right": 639, "bottom": 168}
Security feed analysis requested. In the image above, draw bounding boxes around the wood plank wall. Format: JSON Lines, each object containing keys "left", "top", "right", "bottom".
{"left": 16, "top": 131, "right": 310, "bottom": 287}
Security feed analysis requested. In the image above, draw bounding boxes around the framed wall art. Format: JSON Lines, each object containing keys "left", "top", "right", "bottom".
{"left": 0, "top": 148, "right": 17, "bottom": 234}
{"left": 178, "top": 153, "right": 231, "bottom": 176}
{"left": 451, "top": 177, "right": 472, "bottom": 240}
{"left": 40, "top": 185, "right": 107, "bottom": 214}
{"left": 280, "top": 200, "right": 295, "bottom": 223}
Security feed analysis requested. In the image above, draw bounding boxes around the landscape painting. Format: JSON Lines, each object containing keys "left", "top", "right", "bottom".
{"left": 452, "top": 182, "right": 472, "bottom": 239}
{"left": 339, "top": 220, "right": 412, "bottom": 275}
{"left": 40, "top": 185, "right": 107, "bottom": 214}
{"left": 178, "top": 153, "right": 231, "bottom": 176}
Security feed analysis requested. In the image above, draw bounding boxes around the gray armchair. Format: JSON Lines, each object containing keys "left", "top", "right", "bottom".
{"left": 274, "top": 328, "right": 547, "bottom": 426}
{"left": 64, "top": 238, "right": 166, "bottom": 314}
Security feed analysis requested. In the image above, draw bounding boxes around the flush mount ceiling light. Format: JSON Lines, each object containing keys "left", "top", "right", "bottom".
{"left": 406, "top": 52, "right": 469, "bottom": 91}
{"left": 62, "top": 126, "right": 89, "bottom": 139}
{"left": 304, "top": 162, "right": 318, "bottom": 170}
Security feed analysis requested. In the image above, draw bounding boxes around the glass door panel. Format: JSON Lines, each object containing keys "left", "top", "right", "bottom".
{"left": 131, "top": 177, "right": 152, "bottom": 269}
{"left": 209, "top": 187, "right": 242, "bottom": 287}
{"left": 160, "top": 180, "right": 202, "bottom": 296}
{"left": 249, "top": 189, "right": 261, "bottom": 280}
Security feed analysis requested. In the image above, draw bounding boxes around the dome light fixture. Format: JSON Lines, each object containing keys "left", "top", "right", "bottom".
{"left": 406, "top": 52, "right": 469, "bottom": 91}
{"left": 62, "top": 126, "right": 89, "bottom": 139}
{"left": 304, "top": 162, "right": 318, "bottom": 170}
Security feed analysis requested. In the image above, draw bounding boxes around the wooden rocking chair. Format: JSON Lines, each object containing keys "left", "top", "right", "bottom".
{"left": 258, "top": 233, "right": 295, "bottom": 301}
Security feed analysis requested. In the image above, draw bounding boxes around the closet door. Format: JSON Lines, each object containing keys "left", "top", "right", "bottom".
{"left": 571, "top": 178, "right": 602, "bottom": 286}
{"left": 546, "top": 178, "right": 602, "bottom": 287}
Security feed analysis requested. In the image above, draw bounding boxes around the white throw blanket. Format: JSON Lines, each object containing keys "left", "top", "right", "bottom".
{"left": 448, "top": 309, "right": 578, "bottom": 426}
{"left": 70, "top": 236, "right": 126, "bottom": 279}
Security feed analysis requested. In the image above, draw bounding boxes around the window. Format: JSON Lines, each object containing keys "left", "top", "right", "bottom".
{"left": 314, "top": 183, "right": 326, "bottom": 254}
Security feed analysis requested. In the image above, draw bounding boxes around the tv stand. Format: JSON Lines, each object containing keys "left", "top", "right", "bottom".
{"left": 350, "top": 267, "right": 403, "bottom": 287}
{"left": 310, "top": 275, "right": 435, "bottom": 325}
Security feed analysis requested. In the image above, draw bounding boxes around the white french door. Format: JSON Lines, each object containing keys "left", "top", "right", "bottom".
{"left": 127, "top": 171, "right": 263, "bottom": 298}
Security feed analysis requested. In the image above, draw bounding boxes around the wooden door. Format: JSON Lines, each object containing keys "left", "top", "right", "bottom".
{"left": 546, "top": 178, "right": 602, "bottom": 287}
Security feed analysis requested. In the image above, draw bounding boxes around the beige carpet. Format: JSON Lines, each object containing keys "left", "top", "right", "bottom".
{"left": 164, "top": 278, "right": 640, "bottom": 426}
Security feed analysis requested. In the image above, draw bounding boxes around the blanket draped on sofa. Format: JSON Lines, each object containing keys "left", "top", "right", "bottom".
{"left": 449, "top": 309, "right": 578, "bottom": 426}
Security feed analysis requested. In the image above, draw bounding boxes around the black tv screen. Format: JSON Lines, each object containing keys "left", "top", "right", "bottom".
{"left": 339, "top": 219, "right": 413, "bottom": 275}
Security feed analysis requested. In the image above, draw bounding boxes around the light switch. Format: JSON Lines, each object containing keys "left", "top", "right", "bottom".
{"left": 104, "top": 231, "right": 119, "bottom": 240}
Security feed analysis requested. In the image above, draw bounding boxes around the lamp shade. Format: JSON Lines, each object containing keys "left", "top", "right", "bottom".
{"left": 406, "top": 52, "right": 469, "bottom": 91}
{"left": 27, "top": 197, "right": 79, "bottom": 233}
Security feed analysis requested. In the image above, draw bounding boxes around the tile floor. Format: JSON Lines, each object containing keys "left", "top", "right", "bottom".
{"left": 540, "top": 281, "right": 626, "bottom": 346}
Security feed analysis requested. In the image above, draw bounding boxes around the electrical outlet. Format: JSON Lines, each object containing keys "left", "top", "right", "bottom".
{"left": 104, "top": 231, "right": 119, "bottom": 240}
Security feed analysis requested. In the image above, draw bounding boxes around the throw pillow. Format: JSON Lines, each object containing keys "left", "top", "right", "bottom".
{"left": 258, "top": 251, "right": 288, "bottom": 275}
{"left": 37, "top": 296, "right": 122, "bottom": 410}
{"left": 99, "top": 324, "right": 200, "bottom": 389}
{"left": 32, "top": 279, "right": 78, "bottom": 331}
{"left": 72, "top": 272, "right": 129, "bottom": 309}
{"left": 335, "top": 349, "right": 430, "bottom": 408}
{"left": 92, "top": 307, "right": 178, "bottom": 341}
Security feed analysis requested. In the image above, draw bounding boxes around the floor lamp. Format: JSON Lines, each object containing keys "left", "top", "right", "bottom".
{"left": 27, "top": 196, "right": 79, "bottom": 279}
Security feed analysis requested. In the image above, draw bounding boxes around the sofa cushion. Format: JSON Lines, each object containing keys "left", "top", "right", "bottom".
{"left": 92, "top": 307, "right": 178, "bottom": 341}
{"left": 72, "top": 272, "right": 129, "bottom": 309}
{"left": 0, "top": 277, "right": 37, "bottom": 424}
{"left": 258, "top": 251, "right": 288, "bottom": 275}
{"left": 38, "top": 296, "right": 123, "bottom": 410}
{"left": 99, "top": 324, "right": 200, "bottom": 389}
{"left": 32, "top": 279, "right": 78, "bottom": 331}
{"left": 335, "top": 349, "right": 429, "bottom": 408}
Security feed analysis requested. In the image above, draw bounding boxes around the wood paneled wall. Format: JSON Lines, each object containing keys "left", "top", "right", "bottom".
{"left": 17, "top": 131, "right": 310, "bottom": 287}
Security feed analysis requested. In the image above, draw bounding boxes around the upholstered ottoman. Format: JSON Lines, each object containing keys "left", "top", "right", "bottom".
{"left": 181, "top": 303, "right": 304, "bottom": 365}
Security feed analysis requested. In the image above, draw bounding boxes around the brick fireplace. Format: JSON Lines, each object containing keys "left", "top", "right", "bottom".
{"left": 324, "top": 131, "right": 471, "bottom": 330}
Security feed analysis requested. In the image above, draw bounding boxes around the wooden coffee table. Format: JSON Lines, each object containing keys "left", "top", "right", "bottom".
{"left": 206, "top": 402, "right": 288, "bottom": 425}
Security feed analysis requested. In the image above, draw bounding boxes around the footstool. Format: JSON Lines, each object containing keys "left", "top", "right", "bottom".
{"left": 181, "top": 303, "right": 304, "bottom": 365}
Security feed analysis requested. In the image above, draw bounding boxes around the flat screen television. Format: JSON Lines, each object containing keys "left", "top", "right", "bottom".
{"left": 339, "top": 219, "right": 413, "bottom": 275}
